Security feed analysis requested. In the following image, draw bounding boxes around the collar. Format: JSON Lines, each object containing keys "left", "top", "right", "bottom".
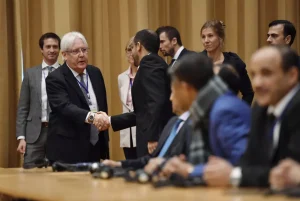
{"left": 178, "top": 111, "right": 190, "bottom": 121}
{"left": 42, "top": 60, "right": 60, "bottom": 69}
{"left": 66, "top": 63, "right": 87, "bottom": 77}
{"left": 173, "top": 46, "right": 184, "bottom": 60}
{"left": 126, "top": 66, "right": 136, "bottom": 79}
{"left": 268, "top": 84, "right": 300, "bottom": 118}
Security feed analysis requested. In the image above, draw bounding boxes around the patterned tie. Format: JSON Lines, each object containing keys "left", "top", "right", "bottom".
{"left": 158, "top": 118, "right": 183, "bottom": 157}
{"left": 78, "top": 73, "right": 98, "bottom": 145}
{"left": 47, "top": 66, "right": 54, "bottom": 74}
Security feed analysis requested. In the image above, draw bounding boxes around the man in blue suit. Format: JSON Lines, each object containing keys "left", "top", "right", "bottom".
{"left": 145, "top": 53, "right": 251, "bottom": 178}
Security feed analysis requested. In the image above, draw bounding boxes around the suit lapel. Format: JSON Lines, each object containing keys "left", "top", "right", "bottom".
{"left": 120, "top": 73, "right": 130, "bottom": 109}
{"left": 62, "top": 64, "right": 88, "bottom": 106}
{"left": 36, "top": 65, "right": 42, "bottom": 105}
{"left": 87, "top": 65, "right": 102, "bottom": 109}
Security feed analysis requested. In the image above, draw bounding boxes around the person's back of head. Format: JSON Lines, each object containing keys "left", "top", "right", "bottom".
{"left": 268, "top": 20, "right": 296, "bottom": 46}
{"left": 169, "top": 52, "right": 214, "bottom": 91}
{"left": 214, "top": 64, "right": 240, "bottom": 95}
{"left": 134, "top": 29, "right": 159, "bottom": 53}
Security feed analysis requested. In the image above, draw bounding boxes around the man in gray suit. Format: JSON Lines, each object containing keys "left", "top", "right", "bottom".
{"left": 16, "top": 32, "right": 61, "bottom": 168}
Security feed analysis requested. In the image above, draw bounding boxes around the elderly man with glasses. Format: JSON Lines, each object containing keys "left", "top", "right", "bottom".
{"left": 45, "top": 31, "right": 109, "bottom": 163}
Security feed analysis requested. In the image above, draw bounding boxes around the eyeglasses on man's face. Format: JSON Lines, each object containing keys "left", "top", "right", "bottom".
{"left": 66, "top": 48, "right": 89, "bottom": 55}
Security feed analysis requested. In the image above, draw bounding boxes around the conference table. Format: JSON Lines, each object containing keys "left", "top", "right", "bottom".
{"left": 0, "top": 168, "right": 294, "bottom": 201}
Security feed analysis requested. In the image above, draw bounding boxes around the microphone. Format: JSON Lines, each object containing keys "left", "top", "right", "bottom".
{"left": 89, "top": 162, "right": 127, "bottom": 179}
{"left": 51, "top": 161, "right": 93, "bottom": 172}
{"left": 32, "top": 158, "right": 50, "bottom": 169}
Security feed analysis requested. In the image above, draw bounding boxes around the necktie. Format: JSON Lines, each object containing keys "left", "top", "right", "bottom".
{"left": 169, "top": 59, "right": 176, "bottom": 68}
{"left": 78, "top": 73, "right": 99, "bottom": 145}
{"left": 266, "top": 113, "right": 276, "bottom": 157}
{"left": 158, "top": 118, "right": 183, "bottom": 157}
{"left": 79, "top": 73, "right": 92, "bottom": 105}
{"left": 47, "top": 66, "right": 54, "bottom": 74}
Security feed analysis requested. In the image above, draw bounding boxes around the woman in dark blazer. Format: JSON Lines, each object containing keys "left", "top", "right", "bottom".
{"left": 200, "top": 20, "right": 254, "bottom": 105}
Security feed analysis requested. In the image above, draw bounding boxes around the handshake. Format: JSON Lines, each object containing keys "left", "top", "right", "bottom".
{"left": 91, "top": 111, "right": 110, "bottom": 131}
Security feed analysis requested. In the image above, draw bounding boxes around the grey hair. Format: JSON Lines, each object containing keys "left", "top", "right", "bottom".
{"left": 60, "top": 31, "right": 88, "bottom": 51}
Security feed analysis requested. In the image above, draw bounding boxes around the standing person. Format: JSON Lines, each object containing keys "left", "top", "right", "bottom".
{"left": 16, "top": 32, "right": 61, "bottom": 168}
{"left": 46, "top": 31, "right": 109, "bottom": 163}
{"left": 98, "top": 29, "right": 173, "bottom": 157}
{"left": 118, "top": 37, "right": 138, "bottom": 159}
{"left": 200, "top": 20, "right": 254, "bottom": 105}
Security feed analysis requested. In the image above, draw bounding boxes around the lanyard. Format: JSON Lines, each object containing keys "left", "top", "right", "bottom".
{"left": 76, "top": 73, "right": 90, "bottom": 99}
{"left": 129, "top": 78, "right": 133, "bottom": 88}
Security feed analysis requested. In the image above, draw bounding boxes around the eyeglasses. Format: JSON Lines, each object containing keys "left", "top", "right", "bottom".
{"left": 66, "top": 48, "right": 89, "bottom": 55}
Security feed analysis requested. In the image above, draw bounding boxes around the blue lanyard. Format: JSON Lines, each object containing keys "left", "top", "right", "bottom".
{"left": 76, "top": 73, "right": 90, "bottom": 98}
{"left": 129, "top": 78, "right": 133, "bottom": 88}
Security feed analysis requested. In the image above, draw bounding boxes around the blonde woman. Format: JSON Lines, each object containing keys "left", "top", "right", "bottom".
{"left": 117, "top": 37, "right": 138, "bottom": 159}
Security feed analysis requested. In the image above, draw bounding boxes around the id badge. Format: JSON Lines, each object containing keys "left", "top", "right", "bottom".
{"left": 90, "top": 104, "right": 97, "bottom": 113}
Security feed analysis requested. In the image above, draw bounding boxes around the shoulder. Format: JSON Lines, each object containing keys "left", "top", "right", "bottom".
{"left": 223, "top": 52, "right": 246, "bottom": 69}
{"left": 26, "top": 65, "right": 41, "bottom": 73}
{"left": 118, "top": 70, "right": 128, "bottom": 82}
{"left": 141, "top": 54, "right": 167, "bottom": 68}
{"left": 211, "top": 93, "right": 251, "bottom": 117}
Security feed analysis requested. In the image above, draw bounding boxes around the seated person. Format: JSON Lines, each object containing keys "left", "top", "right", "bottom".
{"left": 270, "top": 159, "right": 300, "bottom": 190}
{"left": 202, "top": 45, "right": 300, "bottom": 187}
{"left": 143, "top": 53, "right": 251, "bottom": 176}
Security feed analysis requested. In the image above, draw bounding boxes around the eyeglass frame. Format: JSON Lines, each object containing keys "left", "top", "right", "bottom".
{"left": 65, "top": 47, "right": 90, "bottom": 55}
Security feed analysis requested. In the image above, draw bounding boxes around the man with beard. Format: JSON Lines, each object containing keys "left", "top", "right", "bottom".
{"left": 98, "top": 29, "right": 173, "bottom": 157}
{"left": 156, "top": 26, "right": 193, "bottom": 68}
{"left": 16, "top": 32, "right": 61, "bottom": 168}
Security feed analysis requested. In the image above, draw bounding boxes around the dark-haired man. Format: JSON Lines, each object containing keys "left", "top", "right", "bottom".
{"left": 100, "top": 29, "right": 173, "bottom": 157}
{"left": 156, "top": 26, "right": 193, "bottom": 68}
{"left": 16, "top": 32, "right": 61, "bottom": 168}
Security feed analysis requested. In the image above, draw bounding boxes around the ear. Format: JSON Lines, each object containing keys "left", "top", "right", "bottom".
{"left": 136, "top": 42, "right": 141, "bottom": 52}
{"left": 285, "top": 35, "right": 291, "bottom": 45}
{"left": 61, "top": 52, "right": 67, "bottom": 61}
{"left": 40, "top": 48, "right": 44, "bottom": 54}
{"left": 287, "top": 67, "right": 299, "bottom": 84}
{"left": 171, "top": 37, "right": 178, "bottom": 46}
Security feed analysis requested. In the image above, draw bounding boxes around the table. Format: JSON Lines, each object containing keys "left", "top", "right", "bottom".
{"left": 0, "top": 168, "right": 293, "bottom": 201}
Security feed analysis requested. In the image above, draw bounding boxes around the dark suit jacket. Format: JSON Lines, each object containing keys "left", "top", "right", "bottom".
{"left": 121, "top": 116, "right": 191, "bottom": 169}
{"left": 239, "top": 89, "right": 300, "bottom": 187}
{"left": 46, "top": 63, "right": 109, "bottom": 163}
{"left": 201, "top": 50, "right": 254, "bottom": 105}
{"left": 111, "top": 53, "right": 173, "bottom": 157}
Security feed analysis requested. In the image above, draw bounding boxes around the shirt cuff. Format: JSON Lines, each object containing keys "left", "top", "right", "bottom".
{"left": 189, "top": 164, "right": 204, "bottom": 178}
{"left": 230, "top": 167, "right": 242, "bottom": 187}
{"left": 85, "top": 112, "right": 91, "bottom": 123}
{"left": 17, "top": 136, "right": 25, "bottom": 140}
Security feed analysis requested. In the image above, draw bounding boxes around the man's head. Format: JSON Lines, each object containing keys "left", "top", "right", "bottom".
{"left": 61, "top": 32, "right": 89, "bottom": 73}
{"left": 267, "top": 20, "right": 296, "bottom": 46}
{"left": 249, "top": 45, "right": 299, "bottom": 107}
{"left": 39, "top": 32, "right": 61, "bottom": 65}
{"left": 131, "top": 29, "right": 159, "bottom": 66}
{"left": 156, "top": 26, "right": 182, "bottom": 57}
{"left": 168, "top": 53, "right": 214, "bottom": 114}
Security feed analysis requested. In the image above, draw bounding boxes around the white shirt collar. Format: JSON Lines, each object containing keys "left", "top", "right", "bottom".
{"left": 173, "top": 46, "right": 184, "bottom": 60}
{"left": 66, "top": 63, "right": 87, "bottom": 77}
{"left": 268, "top": 84, "right": 300, "bottom": 117}
{"left": 178, "top": 111, "right": 190, "bottom": 121}
{"left": 42, "top": 60, "right": 60, "bottom": 69}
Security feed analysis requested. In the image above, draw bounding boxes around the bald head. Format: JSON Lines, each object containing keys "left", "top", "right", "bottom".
{"left": 249, "top": 45, "right": 299, "bottom": 107}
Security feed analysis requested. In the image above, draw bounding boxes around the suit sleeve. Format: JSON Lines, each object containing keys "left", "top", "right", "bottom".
{"left": 142, "top": 64, "right": 169, "bottom": 142}
{"left": 46, "top": 73, "right": 89, "bottom": 124}
{"left": 215, "top": 108, "right": 250, "bottom": 165}
{"left": 111, "top": 112, "right": 136, "bottom": 131}
{"left": 16, "top": 70, "right": 31, "bottom": 138}
{"left": 236, "top": 62, "right": 254, "bottom": 105}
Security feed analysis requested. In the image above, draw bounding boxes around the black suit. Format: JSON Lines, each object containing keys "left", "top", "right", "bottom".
{"left": 111, "top": 53, "right": 173, "bottom": 157}
{"left": 121, "top": 116, "right": 191, "bottom": 169}
{"left": 239, "top": 89, "right": 300, "bottom": 187}
{"left": 169, "top": 48, "right": 193, "bottom": 67}
{"left": 46, "top": 63, "right": 109, "bottom": 163}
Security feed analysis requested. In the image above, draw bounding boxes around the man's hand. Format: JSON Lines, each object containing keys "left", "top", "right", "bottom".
{"left": 102, "top": 160, "right": 122, "bottom": 168}
{"left": 17, "top": 139, "right": 26, "bottom": 154}
{"left": 93, "top": 111, "right": 110, "bottom": 131}
{"left": 148, "top": 141, "right": 158, "bottom": 154}
{"left": 203, "top": 156, "right": 233, "bottom": 187}
{"left": 161, "top": 155, "right": 193, "bottom": 178}
{"left": 144, "top": 157, "right": 165, "bottom": 175}
{"left": 270, "top": 158, "right": 300, "bottom": 190}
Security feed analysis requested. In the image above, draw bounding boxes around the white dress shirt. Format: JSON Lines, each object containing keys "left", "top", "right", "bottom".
{"left": 170, "top": 46, "right": 184, "bottom": 68}
{"left": 41, "top": 60, "right": 60, "bottom": 122}
{"left": 230, "top": 84, "right": 300, "bottom": 187}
